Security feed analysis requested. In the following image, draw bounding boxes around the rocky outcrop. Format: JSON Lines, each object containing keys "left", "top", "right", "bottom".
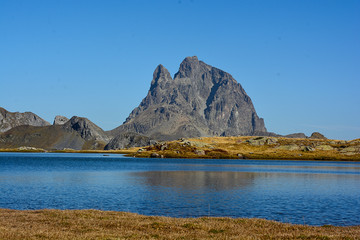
{"left": 104, "top": 132, "right": 152, "bottom": 150}
{"left": 111, "top": 56, "right": 266, "bottom": 140}
{"left": 63, "top": 116, "right": 110, "bottom": 143}
{"left": 309, "top": 132, "right": 327, "bottom": 139}
{"left": 0, "top": 107, "right": 50, "bottom": 133}
{"left": 53, "top": 116, "right": 69, "bottom": 125}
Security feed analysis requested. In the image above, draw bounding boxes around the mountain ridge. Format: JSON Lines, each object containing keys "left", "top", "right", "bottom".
{"left": 0, "top": 107, "right": 50, "bottom": 133}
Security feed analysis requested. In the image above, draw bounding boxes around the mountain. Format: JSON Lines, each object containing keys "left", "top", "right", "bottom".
{"left": 104, "top": 132, "right": 153, "bottom": 150}
{"left": 53, "top": 115, "right": 69, "bottom": 125}
{"left": 63, "top": 116, "right": 110, "bottom": 143}
{"left": 111, "top": 56, "right": 266, "bottom": 140}
{"left": 0, "top": 107, "right": 50, "bottom": 133}
{"left": 0, "top": 116, "right": 110, "bottom": 150}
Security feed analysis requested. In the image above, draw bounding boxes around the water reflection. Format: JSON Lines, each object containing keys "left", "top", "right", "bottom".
{"left": 133, "top": 171, "right": 255, "bottom": 191}
{"left": 1, "top": 153, "right": 360, "bottom": 226}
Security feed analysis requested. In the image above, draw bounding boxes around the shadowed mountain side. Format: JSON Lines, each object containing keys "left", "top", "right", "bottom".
{"left": 104, "top": 132, "right": 153, "bottom": 150}
{"left": 0, "top": 107, "right": 50, "bottom": 133}
{"left": 111, "top": 56, "right": 266, "bottom": 141}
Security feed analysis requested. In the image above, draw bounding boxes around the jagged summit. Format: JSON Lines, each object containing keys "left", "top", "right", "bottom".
{"left": 174, "top": 56, "right": 211, "bottom": 79}
{"left": 112, "top": 56, "right": 267, "bottom": 140}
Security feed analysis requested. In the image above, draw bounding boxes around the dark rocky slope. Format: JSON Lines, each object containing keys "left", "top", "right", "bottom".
{"left": 104, "top": 132, "right": 153, "bottom": 150}
{"left": 111, "top": 56, "right": 266, "bottom": 140}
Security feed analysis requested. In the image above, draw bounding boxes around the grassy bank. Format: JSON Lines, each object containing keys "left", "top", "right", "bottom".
{"left": 133, "top": 136, "right": 360, "bottom": 161}
{"left": 1, "top": 136, "right": 360, "bottom": 161}
{"left": 0, "top": 209, "right": 359, "bottom": 240}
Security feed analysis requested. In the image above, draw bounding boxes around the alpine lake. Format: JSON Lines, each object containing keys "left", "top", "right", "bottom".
{"left": 0, "top": 152, "right": 359, "bottom": 226}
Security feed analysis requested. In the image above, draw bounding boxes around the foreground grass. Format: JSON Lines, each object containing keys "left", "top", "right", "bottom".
{"left": 0, "top": 209, "right": 359, "bottom": 240}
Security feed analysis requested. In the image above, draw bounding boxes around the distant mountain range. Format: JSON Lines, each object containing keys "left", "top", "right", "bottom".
{"left": 0, "top": 57, "right": 325, "bottom": 150}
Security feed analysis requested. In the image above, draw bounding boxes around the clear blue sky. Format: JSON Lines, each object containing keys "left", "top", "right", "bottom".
{"left": 1, "top": 0, "right": 359, "bottom": 140}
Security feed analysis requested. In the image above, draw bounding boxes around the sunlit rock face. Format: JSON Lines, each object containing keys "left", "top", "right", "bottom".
{"left": 112, "top": 56, "right": 267, "bottom": 140}
{"left": 0, "top": 107, "right": 50, "bottom": 133}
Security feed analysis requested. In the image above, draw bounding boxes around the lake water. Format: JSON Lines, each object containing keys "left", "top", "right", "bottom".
{"left": 0, "top": 152, "right": 359, "bottom": 226}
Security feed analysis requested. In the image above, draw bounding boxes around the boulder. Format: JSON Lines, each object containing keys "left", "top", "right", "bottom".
{"left": 315, "top": 145, "right": 334, "bottom": 151}
{"left": 277, "top": 144, "right": 300, "bottom": 151}
{"left": 194, "top": 149, "right": 206, "bottom": 155}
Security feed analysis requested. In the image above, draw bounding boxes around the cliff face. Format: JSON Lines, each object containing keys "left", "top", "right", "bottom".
{"left": 0, "top": 107, "right": 51, "bottom": 133}
{"left": 112, "top": 56, "right": 266, "bottom": 140}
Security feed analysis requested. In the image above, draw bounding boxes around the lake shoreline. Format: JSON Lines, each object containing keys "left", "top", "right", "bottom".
{"left": 1, "top": 136, "right": 359, "bottom": 161}
{"left": 1, "top": 209, "right": 359, "bottom": 239}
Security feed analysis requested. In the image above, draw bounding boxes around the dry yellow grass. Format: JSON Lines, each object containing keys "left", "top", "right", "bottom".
{"left": 1, "top": 136, "right": 359, "bottom": 161}
{"left": 133, "top": 136, "right": 360, "bottom": 161}
{"left": 0, "top": 209, "right": 359, "bottom": 240}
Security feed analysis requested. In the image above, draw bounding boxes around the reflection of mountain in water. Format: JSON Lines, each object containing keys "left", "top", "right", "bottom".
{"left": 133, "top": 171, "right": 255, "bottom": 191}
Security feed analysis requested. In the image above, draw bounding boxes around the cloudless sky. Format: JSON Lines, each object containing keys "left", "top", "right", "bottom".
{"left": 0, "top": 0, "right": 359, "bottom": 140}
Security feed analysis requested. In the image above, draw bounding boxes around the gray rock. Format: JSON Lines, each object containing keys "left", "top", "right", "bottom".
{"left": 246, "top": 137, "right": 278, "bottom": 146}
{"left": 63, "top": 116, "right": 110, "bottom": 142}
{"left": 150, "top": 152, "right": 160, "bottom": 158}
{"left": 104, "top": 132, "right": 151, "bottom": 150}
{"left": 0, "top": 107, "right": 50, "bottom": 133}
{"left": 315, "top": 145, "right": 334, "bottom": 151}
{"left": 110, "top": 56, "right": 266, "bottom": 140}
{"left": 53, "top": 115, "right": 69, "bottom": 125}
{"left": 194, "top": 149, "right": 206, "bottom": 155}
{"left": 340, "top": 146, "right": 359, "bottom": 155}
{"left": 301, "top": 146, "right": 315, "bottom": 152}
{"left": 277, "top": 144, "right": 300, "bottom": 151}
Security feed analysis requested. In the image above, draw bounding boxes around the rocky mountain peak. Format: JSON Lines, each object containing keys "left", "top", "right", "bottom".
{"left": 309, "top": 132, "right": 327, "bottom": 139}
{"left": 53, "top": 115, "right": 69, "bottom": 125}
{"left": 153, "top": 64, "right": 172, "bottom": 80}
{"left": 0, "top": 107, "right": 50, "bottom": 133}
{"left": 63, "top": 116, "right": 110, "bottom": 142}
{"left": 174, "top": 56, "right": 209, "bottom": 79}
{"left": 150, "top": 64, "right": 173, "bottom": 91}
{"left": 112, "top": 57, "right": 267, "bottom": 140}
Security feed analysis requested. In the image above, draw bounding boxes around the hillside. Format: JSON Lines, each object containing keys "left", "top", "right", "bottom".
{"left": 0, "top": 116, "right": 110, "bottom": 150}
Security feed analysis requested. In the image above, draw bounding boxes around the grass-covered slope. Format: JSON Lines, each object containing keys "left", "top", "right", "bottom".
{"left": 0, "top": 124, "right": 107, "bottom": 151}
